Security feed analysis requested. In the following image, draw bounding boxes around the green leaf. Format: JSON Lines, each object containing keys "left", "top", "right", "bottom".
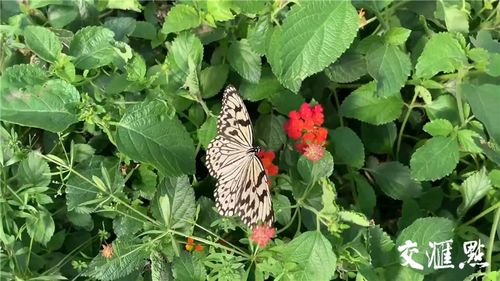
{"left": 207, "top": 0, "right": 234, "bottom": 21}
{"left": 462, "top": 83, "right": 500, "bottom": 144}
{"left": 104, "top": 17, "right": 136, "bottom": 41}
{"left": 227, "top": 39, "right": 261, "bottom": 83}
{"left": 16, "top": 152, "right": 51, "bottom": 187}
{"left": 151, "top": 251, "right": 173, "bottom": 281}
{"left": 172, "top": 251, "right": 206, "bottom": 281}
{"left": 410, "top": 136, "right": 460, "bottom": 181}
{"left": 415, "top": 32, "right": 467, "bottom": 79}
{"left": 254, "top": 114, "right": 286, "bottom": 151}
{"left": 48, "top": 5, "right": 79, "bottom": 28}
{"left": 67, "top": 211, "right": 93, "bottom": 230}
{"left": 131, "top": 21, "right": 157, "bottom": 40}
{"left": 26, "top": 207, "right": 55, "bottom": 246}
{"left": 280, "top": 231, "right": 337, "bottom": 281}
{"left": 353, "top": 174, "right": 376, "bottom": 217}
{"left": 340, "top": 82, "right": 404, "bottom": 125}
{"left": 166, "top": 32, "right": 203, "bottom": 86}
{"left": 0, "top": 79, "right": 80, "bottom": 132}
{"left": 489, "top": 170, "right": 500, "bottom": 188}
{"left": 439, "top": 1, "right": 469, "bottom": 33}
{"left": 198, "top": 116, "right": 217, "bottom": 150}
{"left": 457, "top": 129, "right": 483, "bottom": 153}
{"left": 267, "top": 1, "right": 358, "bottom": 92}
{"left": 368, "top": 225, "right": 399, "bottom": 267}
{"left": 361, "top": 122, "right": 396, "bottom": 155}
{"left": 240, "top": 67, "right": 281, "bottom": 101}
{"left": 24, "top": 26, "right": 61, "bottom": 63}
{"left": 106, "top": 0, "right": 142, "bottom": 12}
{"left": 66, "top": 157, "right": 124, "bottom": 213}
{"left": 69, "top": 26, "right": 117, "bottom": 69}
{"left": 324, "top": 53, "right": 367, "bottom": 83}
{"left": 113, "top": 213, "right": 143, "bottom": 237}
{"left": 396, "top": 217, "right": 454, "bottom": 275}
{"left": 273, "top": 194, "right": 291, "bottom": 225}
{"left": 269, "top": 89, "right": 305, "bottom": 115}
{"left": 132, "top": 165, "right": 157, "bottom": 200}
{"left": 471, "top": 30, "right": 500, "bottom": 53}
{"left": 425, "top": 94, "right": 460, "bottom": 125}
{"left": 200, "top": 64, "right": 229, "bottom": 98}
{"left": 247, "top": 15, "right": 272, "bottom": 55}
{"left": 366, "top": 43, "right": 411, "bottom": 97}
{"left": 330, "top": 127, "right": 364, "bottom": 169}
{"left": 423, "top": 119, "right": 454, "bottom": 137}
{"left": 116, "top": 100, "right": 195, "bottom": 176}
{"left": 125, "top": 53, "right": 146, "bottom": 82}
{"left": 84, "top": 237, "right": 149, "bottom": 281}
{"left": 384, "top": 27, "right": 411, "bottom": 45}
{"left": 370, "top": 161, "right": 422, "bottom": 200}
{"left": 162, "top": 4, "right": 201, "bottom": 35}
{"left": 297, "top": 150, "right": 334, "bottom": 183}
{"left": 154, "top": 176, "right": 196, "bottom": 231}
{"left": 338, "top": 210, "right": 369, "bottom": 227}
{"left": 457, "top": 167, "right": 492, "bottom": 217}
{"left": 0, "top": 64, "right": 48, "bottom": 90}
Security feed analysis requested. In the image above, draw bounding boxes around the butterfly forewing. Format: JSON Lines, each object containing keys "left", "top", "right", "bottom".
{"left": 206, "top": 85, "right": 274, "bottom": 228}
{"left": 217, "top": 86, "right": 253, "bottom": 147}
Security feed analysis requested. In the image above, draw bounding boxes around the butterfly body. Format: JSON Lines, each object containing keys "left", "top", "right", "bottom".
{"left": 206, "top": 85, "right": 274, "bottom": 228}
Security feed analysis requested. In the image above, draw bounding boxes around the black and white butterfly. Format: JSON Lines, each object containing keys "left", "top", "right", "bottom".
{"left": 206, "top": 85, "right": 273, "bottom": 228}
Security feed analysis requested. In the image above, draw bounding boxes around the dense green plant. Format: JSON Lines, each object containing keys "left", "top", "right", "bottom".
{"left": 1, "top": 0, "right": 499, "bottom": 280}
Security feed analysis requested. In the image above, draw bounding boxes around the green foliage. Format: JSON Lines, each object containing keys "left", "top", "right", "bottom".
{"left": 1, "top": 1, "right": 498, "bottom": 281}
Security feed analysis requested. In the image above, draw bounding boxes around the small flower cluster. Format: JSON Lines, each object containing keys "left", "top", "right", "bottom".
{"left": 284, "top": 103, "right": 328, "bottom": 161}
{"left": 257, "top": 150, "right": 278, "bottom": 176}
{"left": 185, "top": 237, "right": 203, "bottom": 252}
{"left": 101, "top": 244, "right": 113, "bottom": 259}
{"left": 250, "top": 225, "right": 275, "bottom": 248}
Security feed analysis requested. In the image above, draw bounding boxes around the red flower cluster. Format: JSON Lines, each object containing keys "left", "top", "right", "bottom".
{"left": 185, "top": 237, "right": 203, "bottom": 252}
{"left": 257, "top": 150, "right": 278, "bottom": 176}
{"left": 284, "top": 103, "right": 328, "bottom": 160}
{"left": 250, "top": 225, "right": 275, "bottom": 248}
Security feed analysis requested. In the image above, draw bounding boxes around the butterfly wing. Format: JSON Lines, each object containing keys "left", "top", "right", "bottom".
{"left": 217, "top": 85, "right": 253, "bottom": 147}
{"left": 206, "top": 85, "right": 273, "bottom": 228}
{"left": 236, "top": 156, "right": 274, "bottom": 227}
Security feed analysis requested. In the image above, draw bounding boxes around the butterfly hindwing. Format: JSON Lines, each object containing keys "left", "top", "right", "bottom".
{"left": 236, "top": 156, "right": 274, "bottom": 227}
{"left": 206, "top": 85, "right": 274, "bottom": 228}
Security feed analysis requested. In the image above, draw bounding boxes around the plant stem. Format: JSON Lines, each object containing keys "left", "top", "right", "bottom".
{"left": 332, "top": 89, "right": 344, "bottom": 127}
{"left": 277, "top": 206, "right": 299, "bottom": 235}
{"left": 454, "top": 68, "right": 467, "bottom": 127}
{"left": 486, "top": 205, "right": 500, "bottom": 273}
{"left": 396, "top": 90, "right": 418, "bottom": 160}
{"left": 461, "top": 201, "right": 500, "bottom": 226}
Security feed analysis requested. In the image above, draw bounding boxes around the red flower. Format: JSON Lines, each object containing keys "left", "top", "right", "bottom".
{"left": 250, "top": 225, "right": 275, "bottom": 248}
{"left": 284, "top": 103, "right": 328, "bottom": 160}
{"left": 185, "top": 237, "right": 203, "bottom": 252}
{"left": 257, "top": 150, "right": 278, "bottom": 176}
{"left": 101, "top": 244, "right": 113, "bottom": 259}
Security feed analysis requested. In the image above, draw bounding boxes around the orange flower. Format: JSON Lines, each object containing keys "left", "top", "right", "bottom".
{"left": 257, "top": 150, "right": 278, "bottom": 176}
{"left": 284, "top": 103, "right": 328, "bottom": 160}
{"left": 185, "top": 237, "right": 203, "bottom": 252}
{"left": 101, "top": 244, "right": 113, "bottom": 259}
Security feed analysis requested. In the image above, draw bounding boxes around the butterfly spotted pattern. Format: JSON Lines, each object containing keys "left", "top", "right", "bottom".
{"left": 206, "top": 85, "right": 274, "bottom": 228}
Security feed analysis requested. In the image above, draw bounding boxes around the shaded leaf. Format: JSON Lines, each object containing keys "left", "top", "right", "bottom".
{"left": 116, "top": 100, "right": 195, "bottom": 176}
{"left": 410, "top": 136, "right": 460, "bottom": 181}
{"left": 340, "top": 82, "right": 403, "bottom": 125}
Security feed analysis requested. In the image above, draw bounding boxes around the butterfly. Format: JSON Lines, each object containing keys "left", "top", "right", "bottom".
{"left": 206, "top": 85, "right": 274, "bottom": 228}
